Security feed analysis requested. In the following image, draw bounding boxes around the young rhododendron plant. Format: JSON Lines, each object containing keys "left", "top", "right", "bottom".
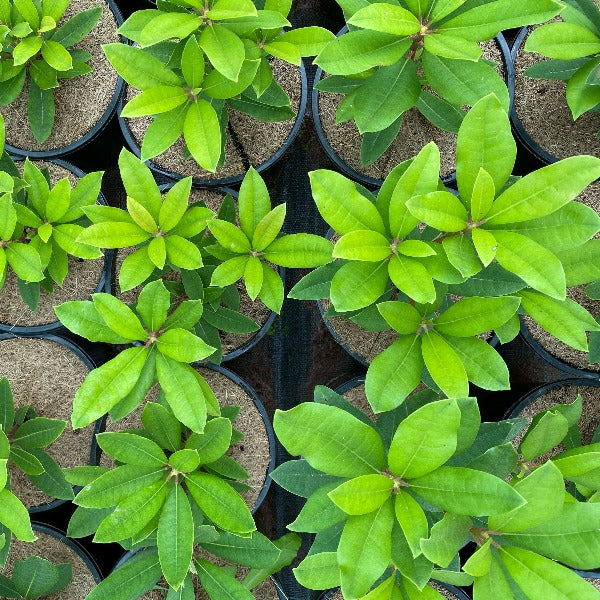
{"left": 289, "top": 93, "right": 600, "bottom": 411}
{"left": 66, "top": 400, "right": 300, "bottom": 595}
{"left": 525, "top": 0, "right": 600, "bottom": 132}
{"left": 0, "top": 0, "right": 101, "bottom": 142}
{"left": 104, "top": 0, "right": 335, "bottom": 171}
{"left": 273, "top": 386, "right": 600, "bottom": 599}
{"left": 0, "top": 116, "right": 104, "bottom": 311}
{"left": 314, "top": 0, "right": 563, "bottom": 165}
{"left": 0, "top": 555, "right": 72, "bottom": 599}
{"left": 55, "top": 279, "right": 216, "bottom": 432}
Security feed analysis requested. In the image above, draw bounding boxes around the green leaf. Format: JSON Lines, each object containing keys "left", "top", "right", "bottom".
{"left": 13, "top": 556, "right": 60, "bottom": 599}
{"left": 27, "top": 79, "right": 55, "bottom": 143}
{"left": 71, "top": 346, "right": 148, "bottom": 429}
{"left": 0, "top": 379, "right": 14, "bottom": 432}
{"left": 422, "top": 52, "right": 509, "bottom": 111}
{"left": 118, "top": 148, "right": 163, "bottom": 218}
{"left": 489, "top": 461, "right": 565, "bottom": 533}
{"left": 444, "top": 336, "right": 510, "bottom": 391}
{"left": 263, "top": 233, "right": 333, "bottom": 267}
{"left": 94, "top": 478, "right": 168, "bottom": 543}
{"left": 51, "top": 6, "right": 101, "bottom": 46}
{"left": 7, "top": 243, "right": 46, "bottom": 282}
{"left": 196, "top": 559, "right": 254, "bottom": 600}
{"left": 456, "top": 94, "right": 515, "bottom": 203}
{"left": 156, "top": 355, "right": 206, "bottom": 433}
{"left": 499, "top": 546, "right": 600, "bottom": 600}
{"left": 210, "top": 255, "right": 248, "bottom": 287}
{"left": 199, "top": 23, "right": 245, "bottom": 82}
{"left": 68, "top": 506, "right": 114, "bottom": 538}
{"left": 389, "top": 399, "right": 461, "bottom": 478}
{"left": 277, "top": 26, "right": 336, "bottom": 55}
{"left": 74, "top": 463, "right": 165, "bottom": 508}
{"left": 566, "top": 57, "right": 600, "bottom": 119}
{"left": 13, "top": 417, "right": 65, "bottom": 449}
{"left": 338, "top": 499, "right": 394, "bottom": 599}
{"left": 377, "top": 301, "right": 422, "bottom": 334}
{"left": 353, "top": 58, "right": 420, "bottom": 134}
{"left": 315, "top": 30, "right": 411, "bottom": 75}
{"left": 96, "top": 432, "right": 167, "bottom": 467}
{"left": 41, "top": 40, "right": 72, "bottom": 71}
{"left": 141, "top": 402, "right": 182, "bottom": 453}
{"left": 416, "top": 89, "right": 465, "bottom": 133}
{"left": 165, "top": 235, "right": 203, "bottom": 270}
{"left": 0, "top": 195, "right": 16, "bottom": 241}
{"left": 334, "top": 230, "right": 391, "bottom": 262}
{"left": 288, "top": 481, "right": 346, "bottom": 533}
{"left": 493, "top": 231, "right": 565, "bottom": 300}
{"left": 10, "top": 446, "right": 44, "bottom": 475}
{"left": 330, "top": 260, "right": 389, "bottom": 311}
{"left": 158, "top": 483, "right": 194, "bottom": 589}
{"left": 410, "top": 466, "right": 525, "bottom": 515}
{"left": 186, "top": 472, "right": 255, "bottom": 534}
{"left": 0, "top": 488, "right": 35, "bottom": 541}
{"left": 500, "top": 502, "right": 600, "bottom": 570}
{"left": 422, "top": 331, "right": 469, "bottom": 398}
{"left": 54, "top": 300, "right": 132, "bottom": 344}
{"left": 93, "top": 293, "right": 148, "bottom": 341}
{"left": 347, "top": 3, "right": 420, "bottom": 34}
{"left": 136, "top": 280, "right": 170, "bottom": 332}
{"left": 274, "top": 403, "right": 387, "bottom": 477}
{"left": 420, "top": 513, "right": 472, "bottom": 568}
{"left": 310, "top": 169, "right": 386, "bottom": 235}
{"left": 202, "top": 530, "right": 281, "bottom": 570}
{"left": 270, "top": 459, "right": 341, "bottom": 498}
{"left": 519, "top": 409, "right": 569, "bottom": 461}
{"left": 407, "top": 191, "right": 468, "bottom": 232}
{"left": 13, "top": 36, "right": 42, "bottom": 66}
{"left": 138, "top": 12, "right": 200, "bottom": 47}
{"left": 121, "top": 86, "right": 188, "bottom": 118}
{"left": 181, "top": 35, "right": 204, "bottom": 88}
{"left": 183, "top": 99, "right": 222, "bottom": 172}
{"left": 238, "top": 166, "right": 271, "bottom": 240}
{"left": 156, "top": 328, "right": 215, "bottom": 363}
{"left": 394, "top": 490, "right": 429, "bottom": 558}
{"left": 365, "top": 336, "right": 423, "bottom": 412}
{"left": 434, "top": 296, "right": 520, "bottom": 337}
{"left": 209, "top": 219, "right": 251, "bottom": 253}
{"left": 293, "top": 552, "right": 340, "bottom": 590}
{"left": 26, "top": 448, "right": 74, "bottom": 500}
{"left": 84, "top": 551, "right": 161, "bottom": 600}
{"left": 140, "top": 103, "right": 187, "bottom": 162}
{"left": 328, "top": 474, "right": 394, "bottom": 515}
{"left": 526, "top": 21, "right": 600, "bottom": 59}
{"left": 361, "top": 115, "right": 403, "bottom": 166}
{"left": 424, "top": 32, "right": 482, "bottom": 61}
{"left": 77, "top": 221, "right": 150, "bottom": 248}
{"left": 252, "top": 204, "right": 286, "bottom": 252}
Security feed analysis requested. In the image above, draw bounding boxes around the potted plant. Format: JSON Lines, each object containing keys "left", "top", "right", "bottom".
{"left": 107, "top": 0, "right": 335, "bottom": 184}
{"left": 0, "top": 120, "right": 110, "bottom": 333}
{"left": 1, "top": 0, "right": 124, "bottom": 157}
{"left": 64, "top": 397, "right": 299, "bottom": 595}
{"left": 310, "top": 0, "right": 562, "bottom": 185}
{"left": 510, "top": 0, "right": 600, "bottom": 165}
{"left": 273, "top": 385, "right": 600, "bottom": 598}
{"left": 289, "top": 93, "right": 600, "bottom": 412}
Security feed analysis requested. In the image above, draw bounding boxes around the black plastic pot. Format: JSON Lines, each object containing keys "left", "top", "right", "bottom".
{"left": 5, "top": 0, "right": 125, "bottom": 161}
{"left": 312, "top": 31, "right": 511, "bottom": 189}
{"left": 113, "top": 549, "right": 288, "bottom": 598}
{"left": 118, "top": 61, "right": 308, "bottom": 188}
{"left": 319, "top": 581, "right": 471, "bottom": 600}
{"left": 29, "top": 522, "right": 102, "bottom": 583}
{"left": 0, "top": 332, "right": 102, "bottom": 513}
{"left": 519, "top": 318, "right": 600, "bottom": 381}
{"left": 0, "top": 158, "right": 114, "bottom": 335}
{"left": 505, "top": 378, "right": 600, "bottom": 420}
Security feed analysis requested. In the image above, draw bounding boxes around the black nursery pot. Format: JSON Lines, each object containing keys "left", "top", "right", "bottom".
{"left": 0, "top": 158, "right": 114, "bottom": 335}
{"left": 118, "top": 62, "right": 308, "bottom": 189}
{"left": 0, "top": 332, "right": 103, "bottom": 513}
{"left": 4, "top": 0, "right": 125, "bottom": 160}
{"left": 519, "top": 317, "right": 600, "bottom": 381}
{"left": 312, "top": 31, "right": 511, "bottom": 189}
{"left": 504, "top": 378, "right": 600, "bottom": 422}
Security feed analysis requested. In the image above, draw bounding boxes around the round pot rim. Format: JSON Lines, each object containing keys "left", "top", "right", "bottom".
{"left": 4, "top": 0, "right": 125, "bottom": 160}
{"left": 0, "top": 331, "right": 103, "bottom": 513}
{"left": 30, "top": 521, "right": 102, "bottom": 584}
{"left": 118, "top": 59, "right": 309, "bottom": 189}
{"left": 311, "top": 29, "right": 511, "bottom": 189}
{"left": 503, "top": 377, "right": 600, "bottom": 420}
{"left": 193, "top": 361, "right": 276, "bottom": 514}
{"left": 0, "top": 157, "right": 114, "bottom": 335}
{"left": 519, "top": 316, "right": 600, "bottom": 381}
{"left": 113, "top": 548, "right": 288, "bottom": 598}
